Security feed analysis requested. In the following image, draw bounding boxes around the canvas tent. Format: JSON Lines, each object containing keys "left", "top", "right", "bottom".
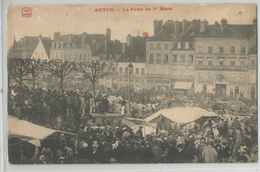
{"left": 8, "top": 115, "right": 74, "bottom": 146}
{"left": 145, "top": 107, "right": 220, "bottom": 124}
{"left": 121, "top": 117, "right": 156, "bottom": 136}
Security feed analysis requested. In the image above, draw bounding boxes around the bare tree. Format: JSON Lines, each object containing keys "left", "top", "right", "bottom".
{"left": 26, "top": 58, "right": 46, "bottom": 89}
{"left": 10, "top": 58, "right": 30, "bottom": 89}
{"left": 46, "top": 60, "right": 75, "bottom": 90}
{"left": 77, "top": 61, "right": 112, "bottom": 100}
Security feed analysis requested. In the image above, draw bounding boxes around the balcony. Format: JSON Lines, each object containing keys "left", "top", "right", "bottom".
{"left": 156, "top": 60, "right": 162, "bottom": 65}
{"left": 146, "top": 73, "right": 171, "bottom": 78}
{"left": 149, "top": 60, "right": 154, "bottom": 64}
{"left": 171, "top": 75, "right": 194, "bottom": 80}
{"left": 196, "top": 65, "right": 247, "bottom": 71}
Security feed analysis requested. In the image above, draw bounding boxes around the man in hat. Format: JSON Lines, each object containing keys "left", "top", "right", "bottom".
{"left": 151, "top": 139, "right": 164, "bottom": 163}
{"left": 236, "top": 146, "right": 248, "bottom": 163}
{"left": 221, "top": 138, "right": 231, "bottom": 163}
{"left": 136, "top": 126, "right": 143, "bottom": 140}
{"left": 202, "top": 138, "right": 217, "bottom": 163}
{"left": 196, "top": 137, "right": 207, "bottom": 163}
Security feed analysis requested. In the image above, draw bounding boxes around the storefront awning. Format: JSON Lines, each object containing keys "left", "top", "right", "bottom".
{"left": 174, "top": 82, "right": 193, "bottom": 90}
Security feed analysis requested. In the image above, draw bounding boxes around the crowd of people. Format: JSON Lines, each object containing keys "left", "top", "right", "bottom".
{"left": 8, "top": 85, "right": 258, "bottom": 164}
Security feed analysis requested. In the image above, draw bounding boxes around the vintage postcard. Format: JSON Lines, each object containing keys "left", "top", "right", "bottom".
{"left": 7, "top": 4, "right": 257, "bottom": 164}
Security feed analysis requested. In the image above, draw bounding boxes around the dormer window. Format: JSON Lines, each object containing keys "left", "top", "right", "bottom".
{"left": 125, "top": 55, "right": 128, "bottom": 61}
{"left": 136, "top": 55, "right": 140, "bottom": 61}
{"left": 185, "top": 42, "right": 189, "bottom": 49}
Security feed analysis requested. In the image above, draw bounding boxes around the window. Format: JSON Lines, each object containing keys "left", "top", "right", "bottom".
{"left": 150, "top": 44, "right": 153, "bottom": 50}
{"left": 75, "top": 54, "right": 78, "bottom": 60}
{"left": 219, "top": 61, "right": 223, "bottom": 66}
{"left": 208, "top": 47, "right": 212, "bottom": 54}
{"left": 251, "top": 60, "right": 256, "bottom": 67}
{"left": 119, "top": 67, "right": 123, "bottom": 74}
{"left": 64, "top": 54, "right": 68, "bottom": 60}
{"left": 241, "top": 73, "right": 245, "bottom": 81}
{"left": 136, "top": 55, "right": 140, "bottom": 61}
{"left": 125, "top": 67, "right": 128, "bottom": 74}
{"left": 181, "top": 54, "right": 185, "bottom": 62}
{"left": 241, "top": 61, "right": 245, "bottom": 66}
{"left": 125, "top": 55, "right": 128, "bottom": 61}
{"left": 79, "top": 54, "right": 82, "bottom": 60}
{"left": 177, "top": 42, "right": 181, "bottom": 49}
{"left": 199, "top": 61, "right": 203, "bottom": 65}
{"left": 157, "top": 43, "right": 161, "bottom": 50}
{"left": 231, "top": 47, "right": 235, "bottom": 54}
{"left": 141, "top": 68, "right": 145, "bottom": 75}
{"left": 208, "top": 72, "right": 212, "bottom": 78}
{"left": 231, "top": 73, "right": 235, "bottom": 80}
{"left": 203, "top": 85, "right": 207, "bottom": 93}
{"left": 219, "top": 47, "right": 224, "bottom": 54}
{"left": 241, "top": 47, "right": 245, "bottom": 54}
{"left": 198, "top": 72, "right": 202, "bottom": 78}
{"left": 173, "top": 54, "right": 177, "bottom": 62}
{"left": 164, "top": 54, "right": 169, "bottom": 64}
{"left": 60, "top": 52, "right": 63, "bottom": 58}
{"left": 136, "top": 68, "right": 139, "bottom": 74}
{"left": 189, "top": 54, "right": 193, "bottom": 62}
{"left": 231, "top": 61, "right": 235, "bottom": 66}
{"left": 83, "top": 54, "right": 86, "bottom": 60}
{"left": 156, "top": 54, "right": 161, "bottom": 64}
{"left": 185, "top": 42, "right": 189, "bottom": 49}
{"left": 149, "top": 54, "right": 154, "bottom": 64}
{"left": 112, "top": 67, "right": 116, "bottom": 72}
{"left": 164, "top": 43, "right": 169, "bottom": 50}
{"left": 69, "top": 54, "right": 72, "bottom": 60}
{"left": 208, "top": 61, "right": 212, "bottom": 66}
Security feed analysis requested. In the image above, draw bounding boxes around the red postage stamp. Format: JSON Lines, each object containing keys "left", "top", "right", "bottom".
{"left": 22, "top": 7, "right": 32, "bottom": 17}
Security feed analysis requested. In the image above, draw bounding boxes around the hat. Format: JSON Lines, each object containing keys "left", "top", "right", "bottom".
{"left": 238, "top": 147, "right": 246, "bottom": 154}
{"left": 60, "top": 133, "right": 65, "bottom": 136}
{"left": 83, "top": 143, "right": 88, "bottom": 148}
{"left": 208, "top": 138, "right": 214, "bottom": 143}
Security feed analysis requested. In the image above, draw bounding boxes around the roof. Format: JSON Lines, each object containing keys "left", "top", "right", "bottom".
{"left": 195, "top": 24, "right": 253, "bottom": 39}
{"left": 249, "top": 45, "right": 257, "bottom": 54}
{"left": 147, "top": 20, "right": 175, "bottom": 41}
{"left": 8, "top": 115, "right": 74, "bottom": 146}
{"left": 118, "top": 36, "right": 147, "bottom": 63}
{"left": 95, "top": 40, "right": 123, "bottom": 57}
{"left": 145, "top": 107, "right": 220, "bottom": 124}
{"left": 41, "top": 39, "right": 53, "bottom": 57}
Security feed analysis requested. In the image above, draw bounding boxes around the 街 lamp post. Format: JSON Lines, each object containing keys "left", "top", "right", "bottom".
{"left": 127, "top": 63, "right": 133, "bottom": 116}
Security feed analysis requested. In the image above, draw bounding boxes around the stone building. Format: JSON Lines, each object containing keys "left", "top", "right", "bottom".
{"left": 8, "top": 34, "right": 51, "bottom": 59}
{"left": 193, "top": 19, "right": 257, "bottom": 98}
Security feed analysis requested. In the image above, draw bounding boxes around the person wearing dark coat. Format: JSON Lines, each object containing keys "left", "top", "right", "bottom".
{"left": 166, "top": 142, "right": 178, "bottom": 163}
{"left": 196, "top": 137, "right": 207, "bottom": 163}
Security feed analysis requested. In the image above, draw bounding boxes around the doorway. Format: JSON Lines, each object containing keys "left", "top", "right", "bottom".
{"left": 216, "top": 84, "right": 226, "bottom": 96}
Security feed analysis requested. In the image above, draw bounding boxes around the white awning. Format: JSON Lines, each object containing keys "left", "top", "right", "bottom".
{"left": 174, "top": 82, "right": 193, "bottom": 90}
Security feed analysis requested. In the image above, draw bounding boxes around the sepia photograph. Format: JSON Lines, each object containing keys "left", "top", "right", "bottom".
{"left": 6, "top": 3, "right": 257, "bottom": 164}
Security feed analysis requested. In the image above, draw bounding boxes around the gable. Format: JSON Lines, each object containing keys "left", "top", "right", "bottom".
{"left": 30, "top": 41, "right": 49, "bottom": 60}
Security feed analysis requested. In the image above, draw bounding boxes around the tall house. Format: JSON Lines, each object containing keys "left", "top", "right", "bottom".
{"left": 194, "top": 19, "right": 256, "bottom": 98}
{"left": 50, "top": 31, "right": 107, "bottom": 62}
{"left": 146, "top": 19, "right": 201, "bottom": 91}
{"left": 8, "top": 34, "right": 51, "bottom": 59}
{"left": 116, "top": 35, "right": 147, "bottom": 90}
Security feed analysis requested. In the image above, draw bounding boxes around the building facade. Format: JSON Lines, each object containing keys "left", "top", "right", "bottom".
{"left": 194, "top": 19, "right": 257, "bottom": 99}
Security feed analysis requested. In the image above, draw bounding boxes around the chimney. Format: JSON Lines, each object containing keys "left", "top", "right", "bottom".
{"left": 56, "top": 42, "right": 59, "bottom": 49}
{"left": 127, "top": 34, "right": 132, "bottom": 46}
{"left": 122, "top": 43, "right": 126, "bottom": 53}
{"left": 82, "top": 32, "right": 87, "bottom": 44}
{"left": 182, "top": 19, "right": 188, "bottom": 33}
{"left": 200, "top": 20, "right": 208, "bottom": 32}
{"left": 106, "top": 28, "right": 111, "bottom": 41}
{"left": 174, "top": 21, "right": 182, "bottom": 38}
{"left": 221, "top": 19, "right": 228, "bottom": 31}
{"left": 253, "top": 18, "right": 257, "bottom": 33}
{"left": 54, "top": 32, "right": 61, "bottom": 41}
{"left": 38, "top": 33, "right": 42, "bottom": 42}
{"left": 154, "top": 20, "right": 163, "bottom": 35}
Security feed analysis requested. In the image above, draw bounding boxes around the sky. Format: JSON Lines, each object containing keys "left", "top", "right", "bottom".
{"left": 7, "top": 3, "right": 256, "bottom": 49}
